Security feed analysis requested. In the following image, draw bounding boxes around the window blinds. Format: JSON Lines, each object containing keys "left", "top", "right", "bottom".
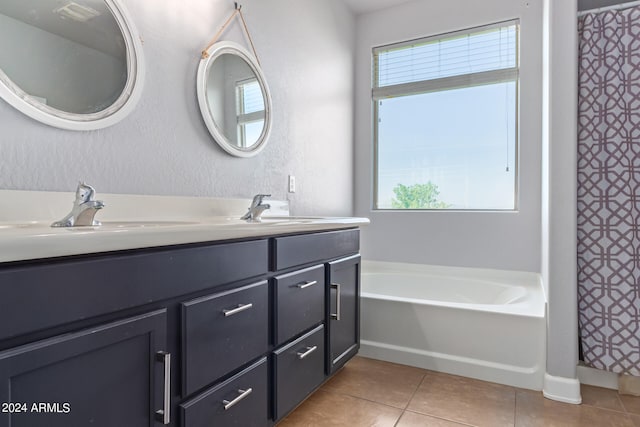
{"left": 373, "top": 21, "right": 518, "bottom": 99}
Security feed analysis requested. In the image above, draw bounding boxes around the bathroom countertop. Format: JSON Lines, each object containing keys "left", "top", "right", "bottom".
{"left": 0, "top": 190, "right": 369, "bottom": 263}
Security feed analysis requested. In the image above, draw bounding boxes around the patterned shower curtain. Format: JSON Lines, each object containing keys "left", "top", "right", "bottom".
{"left": 577, "top": 7, "right": 640, "bottom": 376}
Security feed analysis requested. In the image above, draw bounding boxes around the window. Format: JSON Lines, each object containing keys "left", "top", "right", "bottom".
{"left": 373, "top": 21, "right": 519, "bottom": 210}
{"left": 236, "top": 78, "right": 265, "bottom": 148}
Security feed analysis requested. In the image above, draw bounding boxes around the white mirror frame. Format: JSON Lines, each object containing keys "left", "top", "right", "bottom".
{"left": 197, "top": 41, "right": 272, "bottom": 158}
{"left": 0, "top": 0, "right": 145, "bottom": 131}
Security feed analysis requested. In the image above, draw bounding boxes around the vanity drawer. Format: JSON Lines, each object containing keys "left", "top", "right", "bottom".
{"left": 273, "top": 324, "right": 325, "bottom": 420}
{"left": 273, "top": 229, "right": 359, "bottom": 270}
{"left": 182, "top": 281, "right": 269, "bottom": 396}
{"left": 274, "top": 265, "right": 325, "bottom": 345}
{"left": 0, "top": 239, "right": 268, "bottom": 342}
{"left": 180, "top": 357, "right": 269, "bottom": 427}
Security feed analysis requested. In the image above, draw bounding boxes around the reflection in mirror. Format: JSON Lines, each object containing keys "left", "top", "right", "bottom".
{"left": 197, "top": 41, "right": 272, "bottom": 157}
{"left": 0, "top": 0, "right": 144, "bottom": 130}
{"left": 207, "top": 53, "right": 266, "bottom": 148}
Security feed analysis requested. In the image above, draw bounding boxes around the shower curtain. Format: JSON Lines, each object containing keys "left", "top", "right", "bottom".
{"left": 577, "top": 6, "right": 640, "bottom": 376}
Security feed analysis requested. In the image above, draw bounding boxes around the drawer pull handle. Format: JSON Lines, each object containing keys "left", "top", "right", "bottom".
{"left": 297, "top": 345, "right": 318, "bottom": 360}
{"left": 330, "top": 283, "right": 341, "bottom": 320}
{"left": 222, "top": 388, "right": 253, "bottom": 410}
{"left": 155, "top": 351, "right": 171, "bottom": 424}
{"left": 223, "top": 303, "right": 253, "bottom": 317}
{"left": 296, "top": 280, "right": 318, "bottom": 289}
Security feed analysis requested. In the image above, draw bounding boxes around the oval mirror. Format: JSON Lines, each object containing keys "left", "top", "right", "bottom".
{"left": 0, "top": 0, "right": 144, "bottom": 130}
{"left": 197, "top": 41, "right": 272, "bottom": 157}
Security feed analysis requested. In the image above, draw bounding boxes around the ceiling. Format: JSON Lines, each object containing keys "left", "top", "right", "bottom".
{"left": 342, "top": 0, "right": 417, "bottom": 15}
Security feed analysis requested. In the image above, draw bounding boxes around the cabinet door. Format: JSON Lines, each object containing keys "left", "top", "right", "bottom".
{"left": 0, "top": 310, "right": 169, "bottom": 427}
{"left": 327, "top": 255, "right": 360, "bottom": 374}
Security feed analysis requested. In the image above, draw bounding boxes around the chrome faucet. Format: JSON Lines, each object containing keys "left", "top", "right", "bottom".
{"left": 51, "top": 182, "right": 105, "bottom": 227}
{"left": 241, "top": 194, "right": 271, "bottom": 222}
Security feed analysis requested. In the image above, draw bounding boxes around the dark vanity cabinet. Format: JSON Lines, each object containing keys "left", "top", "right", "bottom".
{"left": 328, "top": 254, "right": 361, "bottom": 374}
{"left": 0, "top": 310, "right": 167, "bottom": 427}
{"left": 0, "top": 228, "right": 361, "bottom": 426}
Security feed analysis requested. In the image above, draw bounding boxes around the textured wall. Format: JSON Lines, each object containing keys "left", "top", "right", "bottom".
{"left": 0, "top": 0, "right": 355, "bottom": 217}
{"left": 354, "top": 0, "right": 543, "bottom": 272}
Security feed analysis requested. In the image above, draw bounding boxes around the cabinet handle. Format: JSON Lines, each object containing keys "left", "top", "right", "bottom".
{"left": 222, "top": 388, "right": 253, "bottom": 410}
{"left": 296, "top": 345, "right": 318, "bottom": 360}
{"left": 330, "top": 282, "right": 341, "bottom": 320}
{"left": 296, "top": 280, "right": 318, "bottom": 289}
{"left": 155, "top": 351, "right": 171, "bottom": 425}
{"left": 223, "top": 303, "right": 253, "bottom": 317}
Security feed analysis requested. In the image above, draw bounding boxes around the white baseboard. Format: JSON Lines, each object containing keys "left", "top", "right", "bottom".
{"left": 360, "top": 340, "right": 544, "bottom": 391}
{"left": 543, "top": 372, "right": 582, "bottom": 404}
{"left": 577, "top": 364, "right": 618, "bottom": 390}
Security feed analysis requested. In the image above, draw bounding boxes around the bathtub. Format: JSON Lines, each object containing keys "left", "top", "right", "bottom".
{"left": 359, "top": 261, "right": 546, "bottom": 390}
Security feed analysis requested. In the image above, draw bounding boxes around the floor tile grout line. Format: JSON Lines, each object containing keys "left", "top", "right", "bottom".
{"left": 618, "top": 393, "right": 630, "bottom": 414}
{"left": 317, "top": 387, "right": 407, "bottom": 427}
{"left": 320, "top": 365, "right": 433, "bottom": 409}
{"left": 392, "top": 411, "right": 402, "bottom": 427}
{"left": 513, "top": 388, "right": 519, "bottom": 427}
{"left": 400, "top": 372, "right": 485, "bottom": 427}
{"left": 582, "top": 403, "right": 631, "bottom": 415}
{"left": 615, "top": 388, "right": 627, "bottom": 414}
{"left": 581, "top": 400, "right": 640, "bottom": 416}
{"left": 320, "top": 387, "right": 414, "bottom": 412}
{"left": 403, "top": 371, "right": 427, "bottom": 410}
{"left": 322, "top": 365, "right": 445, "bottom": 427}
{"left": 314, "top": 359, "right": 640, "bottom": 426}
{"left": 402, "top": 409, "right": 479, "bottom": 427}
{"left": 392, "top": 372, "right": 430, "bottom": 427}
{"left": 583, "top": 385, "right": 640, "bottom": 416}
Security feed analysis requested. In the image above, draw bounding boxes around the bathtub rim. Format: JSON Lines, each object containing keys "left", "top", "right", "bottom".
{"left": 361, "top": 260, "right": 546, "bottom": 318}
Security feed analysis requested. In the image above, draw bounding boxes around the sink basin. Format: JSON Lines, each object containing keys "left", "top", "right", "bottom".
{"left": 0, "top": 221, "right": 201, "bottom": 230}
{"left": 205, "top": 216, "right": 321, "bottom": 225}
{"left": 0, "top": 222, "right": 42, "bottom": 230}
{"left": 227, "top": 216, "right": 323, "bottom": 225}
{"left": 262, "top": 216, "right": 321, "bottom": 221}
{"left": 259, "top": 216, "right": 319, "bottom": 224}
{"left": 97, "top": 221, "right": 200, "bottom": 228}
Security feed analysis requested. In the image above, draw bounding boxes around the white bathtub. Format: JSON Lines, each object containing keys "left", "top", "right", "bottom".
{"left": 359, "top": 261, "right": 546, "bottom": 390}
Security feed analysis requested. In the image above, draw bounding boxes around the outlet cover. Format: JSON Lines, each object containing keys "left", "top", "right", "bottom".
{"left": 288, "top": 175, "right": 296, "bottom": 193}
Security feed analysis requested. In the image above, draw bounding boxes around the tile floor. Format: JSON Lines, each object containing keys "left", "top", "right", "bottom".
{"left": 278, "top": 356, "right": 640, "bottom": 427}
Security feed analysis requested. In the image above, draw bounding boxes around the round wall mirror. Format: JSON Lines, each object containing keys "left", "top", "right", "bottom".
{"left": 197, "top": 41, "right": 272, "bottom": 157}
{"left": 0, "top": 0, "right": 144, "bottom": 130}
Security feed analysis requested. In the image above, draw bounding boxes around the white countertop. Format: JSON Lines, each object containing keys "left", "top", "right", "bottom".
{"left": 0, "top": 190, "right": 369, "bottom": 263}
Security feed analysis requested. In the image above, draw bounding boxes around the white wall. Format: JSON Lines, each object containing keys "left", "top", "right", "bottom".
{"left": 0, "top": 0, "right": 355, "bottom": 217}
{"left": 542, "top": 0, "right": 581, "bottom": 403}
{"left": 354, "top": 0, "right": 543, "bottom": 272}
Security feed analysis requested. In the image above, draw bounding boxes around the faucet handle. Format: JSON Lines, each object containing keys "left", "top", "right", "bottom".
{"left": 75, "top": 181, "right": 98, "bottom": 203}
{"left": 252, "top": 194, "right": 271, "bottom": 206}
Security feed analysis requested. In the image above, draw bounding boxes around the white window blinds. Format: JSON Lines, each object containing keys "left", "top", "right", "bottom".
{"left": 373, "top": 21, "right": 518, "bottom": 99}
